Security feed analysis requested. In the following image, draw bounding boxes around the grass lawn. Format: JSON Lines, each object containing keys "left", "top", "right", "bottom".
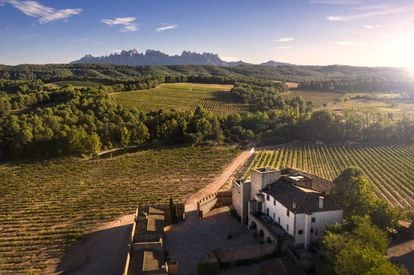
{"left": 0, "top": 146, "right": 239, "bottom": 273}
{"left": 111, "top": 83, "right": 249, "bottom": 115}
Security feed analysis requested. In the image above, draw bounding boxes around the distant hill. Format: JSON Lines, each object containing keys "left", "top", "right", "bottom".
{"left": 72, "top": 49, "right": 235, "bottom": 66}
{"left": 260, "top": 60, "right": 293, "bottom": 67}
{"left": 72, "top": 49, "right": 294, "bottom": 67}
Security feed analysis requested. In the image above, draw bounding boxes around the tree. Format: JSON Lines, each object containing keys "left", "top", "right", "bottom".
{"left": 86, "top": 133, "right": 102, "bottom": 155}
{"left": 349, "top": 215, "right": 388, "bottom": 253}
{"left": 335, "top": 242, "right": 399, "bottom": 275}
{"left": 371, "top": 200, "right": 402, "bottom": 231}
{"left": 169, "top": 197, "right": 178, "bottom": 224}
{"left": 330, "top": 167, "right": 377, "bottom": 217}
{"left": 322, "top": 215, "right": 398, "bottom": 275}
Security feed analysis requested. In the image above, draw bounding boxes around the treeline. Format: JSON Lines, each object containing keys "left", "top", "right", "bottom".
{"left": 299, "top": 79, "right": 414, "bottom": 93}
{"left": 0, "top": 82, "right": 310, "bottom": 159}
{"left": 1, "top": 75, "right": 414, "bottom": 160}
{"left": 0, "top": 63, "right": 411, "bottom": 85}
{"left": 231, "top": 82, "right": 312, "bottom": 112}
{"left": 292, "top": 110, "right": 414, "bottom": 144}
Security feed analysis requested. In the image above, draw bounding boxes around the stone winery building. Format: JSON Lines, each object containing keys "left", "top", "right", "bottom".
{"left": 232, "top": 167, "right": 343, "bottom": 249}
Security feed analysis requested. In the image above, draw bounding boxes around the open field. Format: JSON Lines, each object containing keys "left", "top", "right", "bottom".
{"left": 0, "top": 146, "right": 239, "bottom": 273}
{"left": 244, "top": 144, "right": 414, "bottom": 208}
{"left": 282, "top": 90, "right": 344, "bottom": 107}
{"left": 283, "top": 90, "right": 414, "bottom": 119}
{"left": 111, "top": 83, "right": 248, "bottom": 115}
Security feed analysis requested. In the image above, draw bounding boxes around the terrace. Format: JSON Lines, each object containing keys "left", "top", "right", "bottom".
{"left": 249, "top": 212, "right": 289, "bottom": 241}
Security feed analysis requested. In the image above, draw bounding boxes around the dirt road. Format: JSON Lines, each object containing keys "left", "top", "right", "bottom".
{"left": 185, "top": 148, "right": 254, "bottom": 213}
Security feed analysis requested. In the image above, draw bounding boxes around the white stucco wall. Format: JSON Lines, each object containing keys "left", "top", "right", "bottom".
{"left": 308, "top": 210, "right": 343, "bottom": 242}
{"left": 262, "top": 192, "right": 343, "bottom": 247}
{"left": 262, "top": 195, "right": 295, "bottom": 235}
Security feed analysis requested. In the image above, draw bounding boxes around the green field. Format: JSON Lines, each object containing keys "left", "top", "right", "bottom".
{"left": 282, "top": 90, "right": 344, "bottom": 107}
{"left": 0, "top": 146, "right": 239, "bottom": 273}
{"left": 245, "top": 144, "right": 414, "bottom": 208}
{"left": 111, "top": 83, "right": 249, "bottom": 115}
{"left": 283, "top": 90, "right": 414, "bottom": 119}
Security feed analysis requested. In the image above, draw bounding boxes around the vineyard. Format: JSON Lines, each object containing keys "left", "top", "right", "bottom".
{"left": 0, "top": 146, "right": 239, "bottom": 273}
{"left": 244, "top": 144, "right": 414, "bottom": 208}
{"left": 111, "top": 83, "right": 249, "bottom": 115}
{"left": 282, "top": 90, "right": 414, "bottom": 119}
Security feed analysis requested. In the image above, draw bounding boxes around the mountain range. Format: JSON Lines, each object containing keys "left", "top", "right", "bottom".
{"left": 71, "top": 49, "right": 292, "bottom": 67}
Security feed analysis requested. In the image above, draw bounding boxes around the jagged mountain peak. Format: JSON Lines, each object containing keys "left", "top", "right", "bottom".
{"left": 72, "top": 49, "right": 293, "bottom": 67}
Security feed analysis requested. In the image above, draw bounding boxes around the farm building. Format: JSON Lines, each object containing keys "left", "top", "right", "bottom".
{"left": 125, "top": 207, "right": 179, "bottom": 275}
{"left": 232, "top": 167, "right": 343, "bottom": 249}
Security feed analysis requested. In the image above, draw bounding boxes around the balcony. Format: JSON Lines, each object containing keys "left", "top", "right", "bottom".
{"left": 249, "top": 212, "right": 289, "bottom": 239}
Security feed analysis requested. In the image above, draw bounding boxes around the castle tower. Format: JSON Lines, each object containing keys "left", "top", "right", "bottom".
{"left": 250, "top": 167, "right": 281, "bottom": 199}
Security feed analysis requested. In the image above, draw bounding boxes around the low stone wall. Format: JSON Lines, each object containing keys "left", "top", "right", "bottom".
{"left": 123, "top": 209, "right": 139, "bottom": 275}
{"left": 216, "top": 191, "right": 232, "bottom": 206}
{"left": 196, "top": 191, "right": 232, "bottom": 217}
{"left": 198, "top": 193, "right": 218, "bottom": 217}
{"left": 213, "top": 243, "right": 277, "bottom": 265}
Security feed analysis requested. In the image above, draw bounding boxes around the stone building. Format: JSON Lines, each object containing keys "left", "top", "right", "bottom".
{"left": 126, "top": 207, "right": 179, "bottom": 275}
{"left": 232, "top": 167, "right": 343, "bottom": 249}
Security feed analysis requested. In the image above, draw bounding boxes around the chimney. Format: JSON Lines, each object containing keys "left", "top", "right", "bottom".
{"left": 293, "top": 202, "right": 296, "bottom": 209}
{"left": 319, "top": 196, "right": 324, "bottom": 209}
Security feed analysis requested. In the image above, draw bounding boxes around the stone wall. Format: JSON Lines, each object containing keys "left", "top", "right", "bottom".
{"left": 198, "top": 193, "right": 218, "bottom": 217}
{"left": 196, "top": 191, "right": 233, "bottom": 218}
{"left": 138, "top": 203, "right": 184, "bottom": 225}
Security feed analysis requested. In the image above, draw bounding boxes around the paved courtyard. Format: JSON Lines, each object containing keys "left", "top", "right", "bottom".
{"left": 165, "top": 206, "right": 259, "bottom": 275}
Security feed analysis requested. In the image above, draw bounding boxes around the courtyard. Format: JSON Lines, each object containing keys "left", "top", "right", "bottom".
{"left": 165, "top": 206, "right": 302, "bottom": 275}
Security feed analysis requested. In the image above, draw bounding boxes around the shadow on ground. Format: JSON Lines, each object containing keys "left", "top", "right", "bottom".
{"left": 57, "top": 223, "right": 133, "bottom": 275}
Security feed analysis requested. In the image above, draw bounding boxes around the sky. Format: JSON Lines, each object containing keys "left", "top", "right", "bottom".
{"left": 0, "top": 0, "right": 413, "bottom": 67}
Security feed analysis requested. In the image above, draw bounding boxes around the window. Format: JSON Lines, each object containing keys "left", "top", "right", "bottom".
{"left": 310, "top": 228, "right": 314, "bottom": 234}
{"left": 298, "top": 230, "right": 304, "bottom": 235}
{"left": 311, "top": 217, "right": 316, "bottom": 223}
{"left": 266, "top": 194, "right": 270, "bottom": 201}
{"left": 315, "top": 229, "right": 319, "bottom": 236}
{"left": 278, "top": 217, "right": 280, "bottom": 224}
{"left": 266, "top": 208, "right": 269, "bottom": 215}
{"left": 273, "top": 199, "right": 276, "bottom": 206}
{"left": 286, "top": 224, "right": 289, "bottom": 232}
{"left": 273, "top": 213, "right": 275, "bottom": 220}
{"left": 286, "top": 209, "right": 290, "bottom": 217}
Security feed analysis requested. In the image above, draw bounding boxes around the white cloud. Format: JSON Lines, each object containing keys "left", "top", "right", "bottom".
{"left": 275, "top": 37, "right": 294, "bottom": 42}
{"left": 336, "top": 41, "right": 367, "bottom": 47}
{"left": 327, "top": 15, "right": 349, "bottom": 21}
{"left": 5, "top": 0, "right": 81, "bottom": 23}
{"left": 310, "top": 0, "right": 360, "bottom": 5}
{"left": 326, "top": 4, "right": 410, "bottom": 22}
{"left": 155, "top": 24, "right": 178, "bottom": 32}
{"left": 364, "top": 24, "right": 383, "bottom": 30}
{"left": 122, "top": 25, "right": 138, "bottom": 32}
{"left": 102, "top": 17, "right": 138, "bottom": 32}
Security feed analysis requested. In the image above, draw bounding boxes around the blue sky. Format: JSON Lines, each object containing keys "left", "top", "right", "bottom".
{"left": 0, "top": 0, "right": 413, "bottom": 67}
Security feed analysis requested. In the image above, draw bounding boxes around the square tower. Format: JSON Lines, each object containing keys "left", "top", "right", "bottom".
{"left": 250, "top": 167, "right": 280, "bottom": 198}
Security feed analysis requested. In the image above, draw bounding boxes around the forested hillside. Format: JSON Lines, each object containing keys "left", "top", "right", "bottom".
{"left": 0, "top": 64, "right": 412, "bottom": 91}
